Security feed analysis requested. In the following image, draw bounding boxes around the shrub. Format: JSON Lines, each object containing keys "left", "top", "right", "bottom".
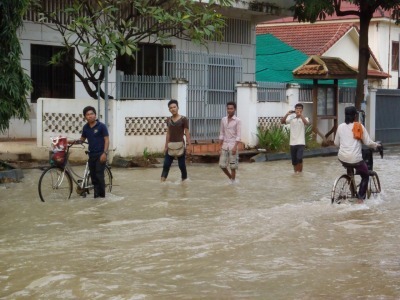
{"left": 256, "top": 126, "right": 269, "bottom": 149}
{"left": 257, "top": 124, "right": 320, "bottom": 152}
{"left": 257, "top": 124, "right": 290, "bottom": 152}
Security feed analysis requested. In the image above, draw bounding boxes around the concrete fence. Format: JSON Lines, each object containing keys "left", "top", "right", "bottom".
{"left": 33, "top": 82, "right": 376, "bottom": 159}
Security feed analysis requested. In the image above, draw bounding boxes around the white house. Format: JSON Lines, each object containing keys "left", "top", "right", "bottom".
{"left": 258, "top": 1, "right": 400, "bottom": 89}
{"left": 3, "top": 0, "right": 303, "bottom": 158}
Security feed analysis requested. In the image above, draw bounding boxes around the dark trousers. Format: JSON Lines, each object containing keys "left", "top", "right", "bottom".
{"left": 342, "top": 160, "right": 369, "bottom": 200}
{"left": 161, "top": 152, "right": 187, "bottom": 180}
{"left": 290, "top": 145, "right": 305, "bottom": 165}
{"left": 88, "top": 154, "right": 106, "bottom": 198}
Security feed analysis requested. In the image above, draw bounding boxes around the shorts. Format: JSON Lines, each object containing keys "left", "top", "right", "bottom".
{"left": 290, "top": 145, "right": 305, "bottom": 165}
{"left": 219, "top": 149, "right": 239, "bottom": 170}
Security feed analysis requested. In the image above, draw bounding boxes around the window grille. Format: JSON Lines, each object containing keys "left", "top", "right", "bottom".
{"left": 208, "top": 18, "right": 251, "bottom": 44}
{"left": 257, "top": 82, "right": 286, "bottom": 102}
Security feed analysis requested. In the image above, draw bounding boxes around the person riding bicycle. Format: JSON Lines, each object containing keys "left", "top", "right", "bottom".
{"left": 334, "top": 106, "right": 381, "bottom": 203}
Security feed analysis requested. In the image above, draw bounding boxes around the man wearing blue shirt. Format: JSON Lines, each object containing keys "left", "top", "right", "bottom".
{"left": 79, "top": 106, "right": 109, "bottom": 198}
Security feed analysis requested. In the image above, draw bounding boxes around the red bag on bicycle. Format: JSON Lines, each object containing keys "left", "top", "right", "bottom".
{"left": 50, "top": 136, "right": 68, "bottom": 166}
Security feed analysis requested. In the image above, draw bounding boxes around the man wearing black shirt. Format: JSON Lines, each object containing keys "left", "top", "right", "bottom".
{"left": 79, "top": 106, "right": 109, "bottom": 198}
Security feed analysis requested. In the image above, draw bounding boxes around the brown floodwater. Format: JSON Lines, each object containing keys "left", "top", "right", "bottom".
{"left": 1, "top": 147, "right": 399, "bottom": 299}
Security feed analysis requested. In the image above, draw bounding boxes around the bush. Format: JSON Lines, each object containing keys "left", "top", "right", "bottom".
{"left": 257, "top": 124, "right": 320, "bottom": 152}
{"left": 305, "top": 125, "right": 320, "bottom": 149}
{"left": 257, "top": 124, "right": 289, "bottom": 152}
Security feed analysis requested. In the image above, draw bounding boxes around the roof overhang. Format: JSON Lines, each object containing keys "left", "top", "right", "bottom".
{"left": 366, "top": 69, "right": 391, "bottom": 79}
{"left": 293, "top": 56, "right": 358, "bottom": 80}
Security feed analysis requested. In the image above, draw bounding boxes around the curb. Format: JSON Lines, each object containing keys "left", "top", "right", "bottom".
{"left": 250, "top": 147, "right": 338, "bottom": 163}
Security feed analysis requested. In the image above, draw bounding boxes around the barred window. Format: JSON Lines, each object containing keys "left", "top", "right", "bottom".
{"left": 392, "top": 41, "right": 399, "bottom": 71}
{"left": 208, "top": 18, "right": 251, "bottom": 45}
{"left": 31, "top": 45, "right": 75, "bottom": 103}
{"left": 116, "top": 44, "right": 172, "bottom": 76}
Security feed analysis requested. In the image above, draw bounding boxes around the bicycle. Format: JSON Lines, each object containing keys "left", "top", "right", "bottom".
{"left": 38, "top": 138, "right": 113, "bottom": 202}
{"left": 331, "top": 145, "right": 383, "bottom": 204}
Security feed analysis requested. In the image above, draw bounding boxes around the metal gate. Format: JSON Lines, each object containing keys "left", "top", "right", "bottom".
{"left": 376, "top": 89, "right": 400, "bottom": 143}
{"left": 163, "top": 49, "right": 242, "bottom": 141}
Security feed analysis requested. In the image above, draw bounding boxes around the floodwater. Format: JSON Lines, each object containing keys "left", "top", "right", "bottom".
{"left": 1, "top": 147, "right": 400, "bottom": 299}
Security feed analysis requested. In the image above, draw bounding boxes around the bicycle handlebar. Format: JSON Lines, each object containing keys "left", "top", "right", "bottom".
{"left": 68, "top": 140, "right": 88, "bottom": 148}
{"left": 376, "top": 142, "right": 384, "bottom": 159}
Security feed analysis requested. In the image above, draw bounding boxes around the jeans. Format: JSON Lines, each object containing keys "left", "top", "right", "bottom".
{"left": 88, "top": 154, "right": 106, "bottom": 198}
{"left": 161, "top": 152, "right": 187, "bottom": 180}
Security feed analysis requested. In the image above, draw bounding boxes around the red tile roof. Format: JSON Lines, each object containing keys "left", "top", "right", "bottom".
{"left": 263, "top": 2, "right": 392, "bottom": 24}
{"left": 293, "top": 56, "right": 358, "bottom": 79}
{"left": 292, "top": 56, "right": 390, "bottom": 79}
{"left": 257, "top": 23, "right": 356, "bottom": 56}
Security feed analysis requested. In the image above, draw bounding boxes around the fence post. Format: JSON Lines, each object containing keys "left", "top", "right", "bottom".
{"left": 36, "top": 98, "right": 44, "bottom": 147}
{"left": 366, "top": 88, "right": 377, "bottom": 140}
{"left": 236, "top": 82, "right": 258, "bottom": 148}
{"left": 171, "top": 78, "right": 188, "bottom": 116}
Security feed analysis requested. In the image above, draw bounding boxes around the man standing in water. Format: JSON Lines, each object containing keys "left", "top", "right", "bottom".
{"left": 219, "top": 101, "right": 241, "bottom": 182}
{"left": 281, "top": 103, "right": 309, "bottom": 173}
{"left": 161, "top": 99, "right": 191, "bottom": 182}
{"left": 79, "top": 106, "right": 109, "bottom": 198}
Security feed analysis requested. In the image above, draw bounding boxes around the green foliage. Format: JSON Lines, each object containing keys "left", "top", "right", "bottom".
{"left": 143, "top": 147, "right": 150, "bottom": 160}
{"left": 0, "top": 0, "right": 32, "bottom": 132}
{"left": 256, "top": 126, "right": 269, "bottom": 149}
{"left": 256, "top": 124, "right": 289, "bottom": 152}
{"left": 304, "top": 125, "right": 320, "bottom": 149}
{"left": 30, "top": 0, "right": 232, "bottom": 99}
{"left": 257, "top": 124, "right": 320, "bottom": 152}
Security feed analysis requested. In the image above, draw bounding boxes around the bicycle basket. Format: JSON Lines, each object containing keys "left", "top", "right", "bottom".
{"left": 50, "top": 151, "right": 66, "bottom": 167}
{"left": 49, "top": 136, "right": 68, "bottom": 167}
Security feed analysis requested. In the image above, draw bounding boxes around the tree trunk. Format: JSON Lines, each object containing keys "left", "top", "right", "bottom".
{"left": 355, "top": 13, "right": 372, "bottom": 110}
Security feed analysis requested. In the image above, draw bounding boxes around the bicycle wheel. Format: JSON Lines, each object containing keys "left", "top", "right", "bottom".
{"left": 331, "top": 175, "right": 355, "bottom": 204}
{"left": 367, "top": 172, "right": 381, "bottom": 199}
{"left": 38, "top": 166, "right": 73, "bottom": 202}
{"left": 105, "top": 166, "right": 113, "bottom": 192}
{"left": 85, "top": 165, "right": 113, "bottom": 195}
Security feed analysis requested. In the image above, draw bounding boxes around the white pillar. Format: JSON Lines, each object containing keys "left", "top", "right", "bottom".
{"left": 36, "top": 98, "right": 43, "bottom": 147}
{"left": 237, "top": 82, "right": 258, "bottom": 147}
{"left": 366, "top": 88, "right": 377, "bottom": 140}
{"left": 171, "top": 79, "right": 188, "bottom": 116}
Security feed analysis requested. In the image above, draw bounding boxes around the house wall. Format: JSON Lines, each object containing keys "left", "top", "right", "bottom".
{"left": 325, "top": 33, "right": 360, "bottom": 67}
{"left": 368, "top": 20, "right": 400, "bottom": 89}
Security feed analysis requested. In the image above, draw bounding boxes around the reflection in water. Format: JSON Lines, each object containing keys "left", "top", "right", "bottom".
{"left": 1, "top": 147, "right": 400, "bottom": 299}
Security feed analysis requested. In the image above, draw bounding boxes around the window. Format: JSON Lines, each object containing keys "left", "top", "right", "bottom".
{"left": 207, "top": 18, "right": 251, "bottom": 44}
{"left": 392, "top": 41, "right": 399, "bottom": 71}
{"left": 31, "top": 45, "right": 75, "bottom": 103}
{"left": 317, "top": 86, "right": 335, "bottom": 116}
{"left": 116, "top": 44, "right": 172, "bottom": 76}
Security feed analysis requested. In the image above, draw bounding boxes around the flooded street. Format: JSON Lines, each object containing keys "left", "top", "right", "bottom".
{"left": 1, "top": 147, "right": 400, "bottom": 299}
